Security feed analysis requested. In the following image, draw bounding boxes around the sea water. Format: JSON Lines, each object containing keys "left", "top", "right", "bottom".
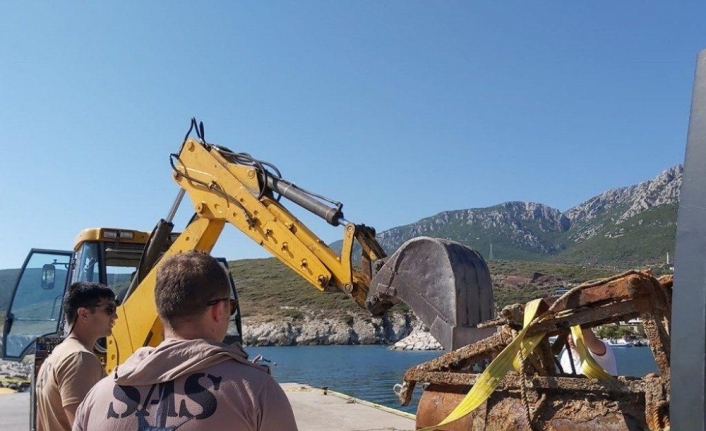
{"left": 247, "top": 344, "right": 659, "bottom": 414}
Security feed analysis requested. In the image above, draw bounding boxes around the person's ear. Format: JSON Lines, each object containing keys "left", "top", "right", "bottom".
{"left": 218, "top": 302, "right": 228, "bottom": 322}
{"left": 209, "top": 303, "right": 223, "bottom": 322}
{"left": 77, "top": 307, "right": 89, "bottom": 322}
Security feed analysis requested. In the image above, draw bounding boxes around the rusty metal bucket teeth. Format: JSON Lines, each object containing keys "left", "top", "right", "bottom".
{"left": 367, "top": 236, "right": 495, "bottom": 351}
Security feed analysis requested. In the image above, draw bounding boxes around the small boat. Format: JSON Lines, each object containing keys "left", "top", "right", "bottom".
{"left": 632, "top": 340, "right": 648, "bottom": 347}
{"left": 607, "top": 338, "right": 634, "bottom": 347}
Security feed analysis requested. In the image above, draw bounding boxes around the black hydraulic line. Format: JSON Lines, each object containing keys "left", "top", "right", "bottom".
{"left": 672, "top": 48, "right": 706, "bottom": 431}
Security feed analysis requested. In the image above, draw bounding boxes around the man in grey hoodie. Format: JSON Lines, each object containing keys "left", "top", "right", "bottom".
{"left": 73, "top": 251, "right": 299, "bottom": 431}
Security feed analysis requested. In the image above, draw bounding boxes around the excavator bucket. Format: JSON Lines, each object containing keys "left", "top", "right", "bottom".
{"left": 368, "top": 237, "right": 496, "bottom": 351}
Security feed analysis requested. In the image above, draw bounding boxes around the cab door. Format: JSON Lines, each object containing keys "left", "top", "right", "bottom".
{"left": 2, "top": 249, "right": 73, "bottom": 360}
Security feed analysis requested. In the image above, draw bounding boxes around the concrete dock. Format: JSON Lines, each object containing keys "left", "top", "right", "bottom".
{"left": 0, "top": 383, "right": 415, "bottom": 431}
{"left": 1, "top": 390, "right": 29, "bottom": 431}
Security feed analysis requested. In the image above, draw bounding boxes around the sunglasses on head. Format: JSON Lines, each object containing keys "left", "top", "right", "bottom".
{"left": 91, "top": 303, "right": 117, "bottom": 315}
{"left": 206, "top": 297, "right": 237, "bottom": 316}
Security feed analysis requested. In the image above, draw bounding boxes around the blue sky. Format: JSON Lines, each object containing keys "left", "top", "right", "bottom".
{"left": 1, "top": 3, "right": 703, "bottom": 269}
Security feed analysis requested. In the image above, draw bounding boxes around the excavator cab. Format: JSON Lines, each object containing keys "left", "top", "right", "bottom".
{"left": 1, "top": 228, "right": 243, "bottom": 431}
{"left": 2, "top": 228, "right": 243, "bottom": 362}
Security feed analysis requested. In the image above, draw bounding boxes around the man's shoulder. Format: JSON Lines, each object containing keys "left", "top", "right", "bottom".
{"left": 53, "top": 337, "right": 92, "bottom": 353}
{"left": 202, "top": 357, "right": 278, "bottom": 387}
{"left": 43, "top": 340, "right": 73, "bottom": 362}
{"left": 48, "top": 339, "right": 100, "bottom": 368}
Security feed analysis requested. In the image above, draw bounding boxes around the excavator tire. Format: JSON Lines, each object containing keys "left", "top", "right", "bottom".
{"left": 368, "top": 236, "right": 495, "bottom": 351}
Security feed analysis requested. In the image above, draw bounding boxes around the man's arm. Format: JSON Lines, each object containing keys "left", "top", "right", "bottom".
{"left": 259, "top": 378, "right": 299, "bottom": 431}
{"left": 581, "top": 328, "right": 607, "bottom": 356}
{"left": 58, "top": 352, "right": 105, "bottom": 427}
{"left": 581, "top": 327, "right": 618, "bottom": 375}
{"left": 64, "top": 403, "right": 79, "bottom": 426}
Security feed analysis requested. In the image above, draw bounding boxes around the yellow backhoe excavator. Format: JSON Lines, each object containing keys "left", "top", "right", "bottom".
{"left": 2, "top": 119, "right": 495, "bottom": 430}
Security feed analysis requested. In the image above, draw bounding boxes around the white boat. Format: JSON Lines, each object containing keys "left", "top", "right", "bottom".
{"left": 605, "top": 338, "right": 649, "bottom": 347}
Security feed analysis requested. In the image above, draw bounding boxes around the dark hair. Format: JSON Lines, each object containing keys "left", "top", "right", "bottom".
{"left": 155, "top": 251, "right": 230, "bottom": 327}
{"left": 64, "top": 282, "right": 116, "bottom": 326}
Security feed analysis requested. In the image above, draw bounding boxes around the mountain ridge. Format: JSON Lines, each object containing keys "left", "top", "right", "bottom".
{"left": 362, "top": 165, "right": 681, "bottom": 268}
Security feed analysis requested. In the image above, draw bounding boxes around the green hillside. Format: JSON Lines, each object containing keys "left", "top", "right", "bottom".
{"left": 227, "top": 256, "right": 619, "bottom": 315}
{"left": 0, "top": 269, "right": 19, "bottom": 311}
{"left": 227, "top": 258, "right": 366, "bottom": 319}
{"left": 553, "top": 204, "right": 677, "bottom": 267}
{"left": 489, "top": 260, "right": 616, "bottom": 307}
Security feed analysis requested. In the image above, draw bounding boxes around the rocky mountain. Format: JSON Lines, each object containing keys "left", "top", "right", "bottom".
{"left": 374, "top": 201, "right": 572, "bottom": 262}
{"left": 338, "top": 165, "right": 682, "bottom": 268}
{"left": 554, "top": 166, "right": 681, "bottom": 266}
{"left": 564, "top": 165, "right": 681, "bottom": 243}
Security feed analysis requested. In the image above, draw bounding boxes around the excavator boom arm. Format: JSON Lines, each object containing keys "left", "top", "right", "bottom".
{"left": 109, "top": 129, "right": 494, "bottom": 372}
{"left": 108, "top": 138, "right": 385, "bottom": 371}
{"left": 172, "top": 139, "right": 377, "bottom": 304}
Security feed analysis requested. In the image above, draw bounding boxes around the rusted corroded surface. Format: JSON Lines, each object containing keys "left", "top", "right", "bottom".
{"left": 536, "top": 336, "right": 557, "bottom": 375}
{"left": 404, "top": 270, "right": 672, "bottom": 430}
{"left": 528, "top": 300, "right": 642, "bottom": 337}
{"left": 398, "top": 328, "right": 514, "bottom": 405}
{"left": 409, "top": 327, "right": 514, "bottom": 372}
{"left": 416, "top": 387, "right": 477, "bottom": 430}
{"left": 641, "top": 313, "right": 671, "bottom": 377}
{"left": 549, "top": 272, "right": 650, "bottom": 311}
{"left": 417, "top": 385, "right": 652, "bottom": 431}
{"left": 405, "top": 372, "right": 649, "bottom": 394}
{"left": 644, "top": 374, "right": 670, "bottom": 431}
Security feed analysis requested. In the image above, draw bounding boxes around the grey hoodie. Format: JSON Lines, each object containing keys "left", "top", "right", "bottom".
{"left": 73, "top": 339, "right": 298, "bottom": 431}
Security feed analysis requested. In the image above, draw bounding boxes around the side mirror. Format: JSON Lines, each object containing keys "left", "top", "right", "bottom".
{"left": 41, "top": 264, "right": 56, "bottom": 290}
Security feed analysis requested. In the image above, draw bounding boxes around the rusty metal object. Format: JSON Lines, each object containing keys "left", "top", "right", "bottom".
{"left": 403, "top": 270, "right": 672, "bottom": 430}
{"left": 416, "top": 386, "right": 477, "bottom": 431}
{"left": 417, "top": 382, "right": 656, "bottom": 431}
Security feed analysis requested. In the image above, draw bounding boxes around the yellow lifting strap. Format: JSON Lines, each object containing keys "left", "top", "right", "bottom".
{"left": 569, "top": 325, "right": 613, "bottom": 379}
{"left": 417, "top": 299, "right": 612, "bottom": 431}
{"left": 511, "top": 298, "right": 546, "bottom": 372}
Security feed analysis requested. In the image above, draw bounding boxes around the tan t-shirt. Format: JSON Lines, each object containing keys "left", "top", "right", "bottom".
{"left": 36, "top": 337, "right": 105, "bottom": 431}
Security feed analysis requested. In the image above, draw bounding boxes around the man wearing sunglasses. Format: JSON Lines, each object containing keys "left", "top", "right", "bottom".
{"left": 73, "top": 251, "right": 298, "bottom": 431}
{"left": 36, "top": 281, "right": 117, "bottom": 431}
